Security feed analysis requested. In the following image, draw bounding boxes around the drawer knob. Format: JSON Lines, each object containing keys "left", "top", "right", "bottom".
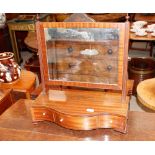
{"left": 42, "top": 112, "right": 46, "bottom": 116}
{"left": 67, "top": 47, "right": 73, "bottom": 53}
{"left": 107, "top": 65, "right": 112, "bottom": 71}
{"left": 60, "top": 118, "right": 64, "bottom": 122}
{"left": 69, "top": 63, "right": 76, "bottom": 68}
{"left": 107, "top": 49, "right": 113, "bottom": 55}
{"left": 86, "top": 108, "right": 94, "bottom": 112}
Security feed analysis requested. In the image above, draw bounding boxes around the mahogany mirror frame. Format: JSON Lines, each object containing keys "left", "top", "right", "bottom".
{"left": 36, "top": 21, "right": 129, "bottom": 99}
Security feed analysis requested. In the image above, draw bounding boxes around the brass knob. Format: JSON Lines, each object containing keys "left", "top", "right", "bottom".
{"left": 67, "top": 47, "right": 73, "bottom": 53}
{"left": 60, "top": 118, "right": 64, "bottom": 122}
{"left": 107, "top": 49, "right": 113, "bottom": 55}
{"left": 107, "top": 65, "right": 112, "bottom": 71}
{"left": 69, "top": 63, "right": 76, "bottom": 68}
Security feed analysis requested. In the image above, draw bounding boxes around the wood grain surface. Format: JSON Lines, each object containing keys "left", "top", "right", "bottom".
{"left": 52, "top": 13, "right": 127, "bottom": 22}
{"left": 31, "top": 90, "right": 129, "bottom": 132}
{"left": 137, "top": 78, "right": 155, "bottom": 110}
{"left": 134, "top": 13, "right": 155, "bottom": 23}
{"left": 0, "top": 89, "right": 13, "bottom": 115}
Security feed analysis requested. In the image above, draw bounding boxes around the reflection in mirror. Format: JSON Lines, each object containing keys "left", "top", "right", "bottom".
{"left": 44, "top": 28, "right": 119, "bottom": 84}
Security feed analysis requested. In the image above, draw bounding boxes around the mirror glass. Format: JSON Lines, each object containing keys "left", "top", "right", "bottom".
{"left": 44, "top": 28, "right": 119, "bottom": 84}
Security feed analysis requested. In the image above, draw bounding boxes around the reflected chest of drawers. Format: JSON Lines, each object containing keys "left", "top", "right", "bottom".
{"left": 53, "top": 40, "right": 118, "bottom": 84}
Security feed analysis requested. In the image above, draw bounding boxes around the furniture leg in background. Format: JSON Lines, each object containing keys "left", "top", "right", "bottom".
{"left": 0, "top": 89, "right": 13, "bottom": 115}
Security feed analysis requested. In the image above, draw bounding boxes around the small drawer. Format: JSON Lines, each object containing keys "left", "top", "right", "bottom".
{"left": 31, "top": 107, "right": 54, "bottom": 121}
{"left": 54, "top": 113, "right": 69, "bottom": 127}
{"left": 57, "top": 57, "right": 118, "bottom": 76}
{"left": 55, "top": 41, "right": 89, "bottom": 57}
{"left": 57, "top": 58, "right": 118, "bottom": 84}
{"left": 55, "top": 114, "right": 65, "bottom": 123}
{"left": 99, "top": 115, "right": 126, "bottom": 129}
{"left": 55, "top": 41, "right": 119, "bottom": 59}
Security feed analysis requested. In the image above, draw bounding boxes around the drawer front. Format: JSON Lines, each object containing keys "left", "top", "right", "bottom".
{"left": 57, "top": 57, "right": 118, "bottom": 76}
{"left": 55, "top": 41, "right": 119, "bottom": 60}
{"left": 53, "top": 112, "right": 126, "bottom": 131}
{"left": 31, "top": 107, "right": 54, "bottom": 122}
{"left": 54, "top": 112, "right": 99, "bottom": 130}
{"left": 55, "top": 58, "right": 118, "bottom": 84}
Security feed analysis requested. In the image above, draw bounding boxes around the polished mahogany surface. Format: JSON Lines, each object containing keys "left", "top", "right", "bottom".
{"left": 31, "top": 90, "right": 129, "bottom": 133}
{"left": 0, "top": 99, "right": 155, "bottom": 141}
